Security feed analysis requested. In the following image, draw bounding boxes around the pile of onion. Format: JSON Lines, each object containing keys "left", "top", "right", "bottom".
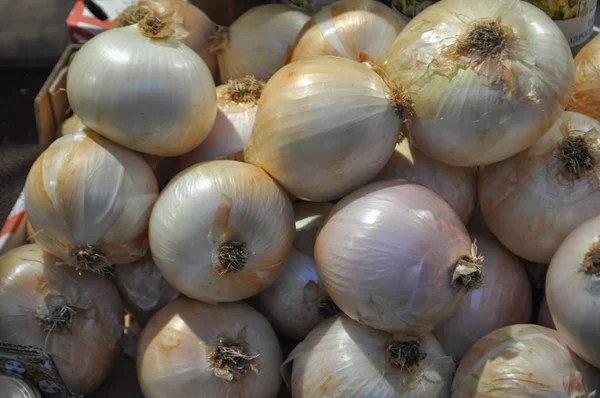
{"left": 25, "top": 130, "right": 158, "bottom": 273}
{"left": 244, "top": 56, "right": 410, "bottom": 201}
{"left": 546, "top": 213, "right": 600, "bottom": 368}
{"left": 137, "top": 298, "right": 282, "bottom": 398}
{"left": 315, "top": 180, "right": 483, "bottom": 333}
{"left": 292, "top": 201, "right": 334, "bottom": 256}
{"left": 568, "top": 34, "right": 600, "bottom": 121}
{"left": 452, "top": 324, "right": 600, "bottom": 396}
{"left": 210, "top": 4, "right": 310, "bottom": 81}
{"left": 0, "top": 245, "right": 124, "bottom": 396}
{"left": 480, "top": 111, "right": 600, "bottom": 263}
{"left": 385, "top": 0, "right": 574, "bottom": 166}
{"left": 149, "top": 160, "right": 294, "bottom": 303}
{"left": 282, "top": 314, "right": 455, "bottom": 397}
{"left": 287, "top": 0, "right": 405, "bottom": 66}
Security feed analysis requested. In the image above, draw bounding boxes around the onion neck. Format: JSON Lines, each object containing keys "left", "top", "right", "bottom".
{"left": 555, "top": 133, "right": 597, "bottom": 180}
{"left": 207, "top": 338, "right": 260, "bottom": 381}
{"left": 209, "top": 25, "right": 229, "bottom": 53}
{"left": 386, "top": 340, "right": 426, "bottom": 370}
{"left": 452, "top": 243, "right": 484, "bottom": 290}
{"left": 583, "top": 242, "right": 600, "bottom": 275}
{"left": 215, "top": 240, "right": 248, "bottom": 275}
{"left": 72, "top": 245, "right": 113, "bottom": 276}
{"left": 114, "top": 5, "right": 151, "bottom": 27}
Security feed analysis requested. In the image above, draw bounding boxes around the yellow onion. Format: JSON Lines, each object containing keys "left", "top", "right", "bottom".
{"left": 176, "top": 76, "right": 264, "bottom": 171}
{"left": 113, "top": 254, "right": 180, "bottom": 324}
{"left": 112, "top": 0, "right": 218, "bottom": 76}
{"left": 244, "top": 56, "right": 408, "bottom": 201}
{"left": 149, "top": 160, "right": 295, "bottom": 303}
{"left": 282, "top": 314, "right": 455, "bottom": 397}
{"left": 315, "top": 180, "right": 483, "bottom": 333}
{"left": 374, "top": 137, "right": 477, "bottom": 224}
{"left": 138, "top": 298, "right": 282, "bottom": 398}
{"left": 568, "top": 34, "right": 600, "bottom": 121}
{"left": 452, "top": 324, "right": 600, "bottom": 396}
{"left": 538, "top": 295, "right": 555, "bottom": 329}
{"left": 288, "top": 0, "right": 405, "bottom": 65}
{"left": 480, "top": 111, "right": 600, "bottom": 264}
{"left": 385, "top": 0, "right": 573, "bottom": 166}
{"left": 0, "top": 244, "right": 123, "bottom": 396}
{"left": 210, "top": 4, "right": 310, "bottom": 81}
{"left": 25, "top": 131, "right": 158, "bottom": 273}
{"left": 293, "top": 201, "right": 334, "bottom": 256}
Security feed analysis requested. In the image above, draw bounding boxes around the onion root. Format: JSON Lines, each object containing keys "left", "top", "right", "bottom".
{"left": 556, "top": 134, "right": 595, "bottom": 179}
{"left": 216, "top": 240, "right": 248, "bottom": 275}
{"left": 72, "top": 245, "right": 113, "bottom": 276}
{"left": 207, "top": 338, "right": 260, "bottom": 381}
{"left": 224, "top": 76, "right": 265, "bottom": 104}
{"left": 387, "top": 340, "right": 427, "bottom": 370}
{"left": 583, "top": 242, "right": 600, "bottom": 275}
{"left": 452, "top": 243, "right": 484, "bottom": 290}
{"left": 38, "top": 300, "right": 77, "bottom": 334}
{"left": 139, "top": 15, "right": 174, "bottom": 39}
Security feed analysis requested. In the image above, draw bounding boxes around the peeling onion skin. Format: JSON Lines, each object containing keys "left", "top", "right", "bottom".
{"left": 374, "top": 138, "right": 477, "bottom": 224}
{"left": 546, "top": 214, "right": 600, "bottom": 369}
{"left": 568, "top": 34, "right": 600, "bottom": 122}
{"left": 0, "top": 244, "right": 124, "bottom": 396}
{"left": 479, "top": 112, "right": 600, "bottom": 264}
{"left": 288, "top": 0, "right": 405, "bottom": 66}
{"left": 385, "top": 0, "right": 573, "bottom": 166}
{"left": 451, "top": 324, "right": 600, "bottom": 397}
{"left": 315, "top": 180, "right": 480, "bottom": 333}
{"left": 537, "top": 296, "right": 555, "bottom": 330}
{"left": 137, "top": 298, "right": 282, "bottom": 398}
{"left": 293, "top": 201, "right": 334, "bottom": 256}
{"left": 282, "top": 314, "right": 455, "bottom": 397}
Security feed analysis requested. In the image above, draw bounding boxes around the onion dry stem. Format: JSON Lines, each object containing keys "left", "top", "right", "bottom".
{"left": 387, "top": 340, "right": 427, "bottom": 370}
{"left": 72, "top": 245, "right": 113, "bottom": 276}
{"left": 139, "top": 15, "right": 174, "bottom": 39}
{"left": 208, "top": 338, "right": 260, "bottom": 381}
{"left": 582, "top": 242, "right": 600, "bottom": 275}
{"left": 208, "top": 26, "right": 229, "bottom": 53}
{"left": 556, "top": 133, "right": 595, "bottom": 179}
{"left": 225, "top": 76, "right": 265, "bottom": 104}
{"left": 452, "top": 243, "right": 484, "bottom": 290}
{"left": 114, "top": 5, "right": 151, "bottom": 27}
{"left": 216, "top": 240, "right": 248, "bottom": 275}
{"left": 317, "top": 297, "right": 340, "bottom": 319}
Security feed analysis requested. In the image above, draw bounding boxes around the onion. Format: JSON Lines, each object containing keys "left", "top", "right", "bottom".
{"left": 385, "top": 0, "right": 574, "bottom": 166}
{"left": 293, "top": 201, "right": 334, "bottom": 256}
{"left": 137, "top": 298, "right": 281, "bottom": 398}
{"left": 67, "top": 17, "right": 217, "bottom": 156}
{"left": 452, "top": 324, "right": 600, "bottom": 396}
{"left": 374, "top": 137, "right": 477, "bottom": 224}
{"left": 112, "top": 0, "right": 218, "bottom": 76}
{"left": 25, "top": 215, "right": 34, "bottom": 242}
{"left": 149, "top": 160, "right": 294, "bottom": 303}
{"left": 0, "top": 244, "right": 124, "bottom": 396}
{"left": 113, "top": 254, "right": 180, "bottom": 325}
{"left": 568, "top": 34, "right": 600, "bottom": 120}
{"left": 479, "top": 111, "right": 600, "bottom": 264}
{"left": 25, "top": 131, "right": 158, "bottom": 272}
{"left": 176, "top": 76, "right": 264, "bottom": 171}
{"left": 315, "top": 180, "right": 483, "bottom": 333}
{"left": 538, "top": 295, "right": 555, "bottom": 329}
{"left": 287, "top": 0, "right": 405, "bottom": 65}
{"left": 546, "top": 213, "right": 600, "bottom": 369}
{"left": 210, "top": 4, "right": 310, "bottom": 81}
{"left": 58, "top": 114, "right": 86, "bottom": 136}
{"left": 282, "top": 314, "right": 455, "bottom": 397}
{"left": 252, "top": 249, "right": 338, "bottom": 341}
{"left": 433, "top": 218, "right": 532, "bottom": 361}
{"left": 244, "top": 56, "right": 408, "bottom": 202}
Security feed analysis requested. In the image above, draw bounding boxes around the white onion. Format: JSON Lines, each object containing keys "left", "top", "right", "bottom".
{"left": 385, "top": 0, "right": 574, "bottom": 166}
{"left": 67, "top": 19, "right": 217, "bottom": 156}
{"left": 252, "top": 249, "right": 338, "bottom": 341}
{"left": 282, "top": 314, "right": 455, "bottom": 397}
{"left": 538, "top": 295, "right": 555, "bottom": 329}
{"left": 433, "top": 219, "right": 532, "bottom": 361}
{"left": 244, "top": 56, "right": 407, "bottom": 202}
{"left": 176, "top": 76, "right": 264, "bottom": 171}
{"left": 568, "top": 34, "right": 600, "bottom": 121}
{"left": 315, "top": 180, "right": 483, "bottom": 333}
{"left": 452, "top": 324, "right": 600, "bottom": 396}
{"left": 210, "top": 4, "right": 310, "bottom": 81}
{"left": 546, "top": 213, "right": 600, "bottom": 369}
{"left": 0, "top": 244, "right": 124, "bottom": 396}
{"left": 149, "top": 160, "right": 295, "bottom": 303}
{"left": 25, "top": 131, "right": 158, "bottom": 272}
{"left": 293, "top": 201, "right": 334, "bottom": 256}
{"left": 137, "top": 298, "right": 282, "bottom": 398}
{"left": 113, "top": 254, "right": 180, "bottom": 324}
{"left": 288, "top": 0, "right": 405, "bottom": 65}
{"left": 374, "top": 138, "right": 477, "bottom": 224}
{"left": 480, "top": 111, "right": 600, "bottom": 264}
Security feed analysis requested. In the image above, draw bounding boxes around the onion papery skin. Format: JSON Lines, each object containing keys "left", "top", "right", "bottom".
{"left": 25, "top": 131, "right": 158, "bottom": 269}
{"left": 288, "top": 0, "right": 405, "bottom": 66}
{"left": 137, "top": 298, "right": 282, "bottom": 398}
{"left": 538, "top": 295, "right": 555, "bottom": 329}
{"left": 244, "top": 56, "right": 402, "bottom": 202}
{"left": 293, "top": 201, "right": 334, "bottom": 256}
{"left": 149, "top": 160, "right": 295, "bottom": 303}
{"left": 0, "top": 244, "right": 124, "bottom": 396}
{"left": 451, "top": 324, "right": 600, "bottom": 397}
{"left": 58, "top": 114, "right": 86, "bottom": 137}
{"left": 213, "top": 4, "right": 310, "bottom": 82}
{"left": 67, "top": 23, "right": 217, "bottom": 156}
{"left": 433, "top": 221, "right": 532, "bottom": 361}
{"left": 546, "top": 213, "right": 600, "bottom": 368}
{"left": 374, "top": 138, "right": 477, "bottom": 224}
{"left": 479, "top": 111, "right": 600, "bottom": 264}
{"left": 385, "top": 0, "right": 574, "bottom": 166}
{"left": 113, "top": 254, "right": 180, "bottom": 325}
{"left": 568, "top": 34, "right": 600, "bottom": 122}
{"left": 282, "top": 314, "right": 455, "bottom": 397}
{"left": 315, "top": 180, "right": 480, "bottom": 333}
